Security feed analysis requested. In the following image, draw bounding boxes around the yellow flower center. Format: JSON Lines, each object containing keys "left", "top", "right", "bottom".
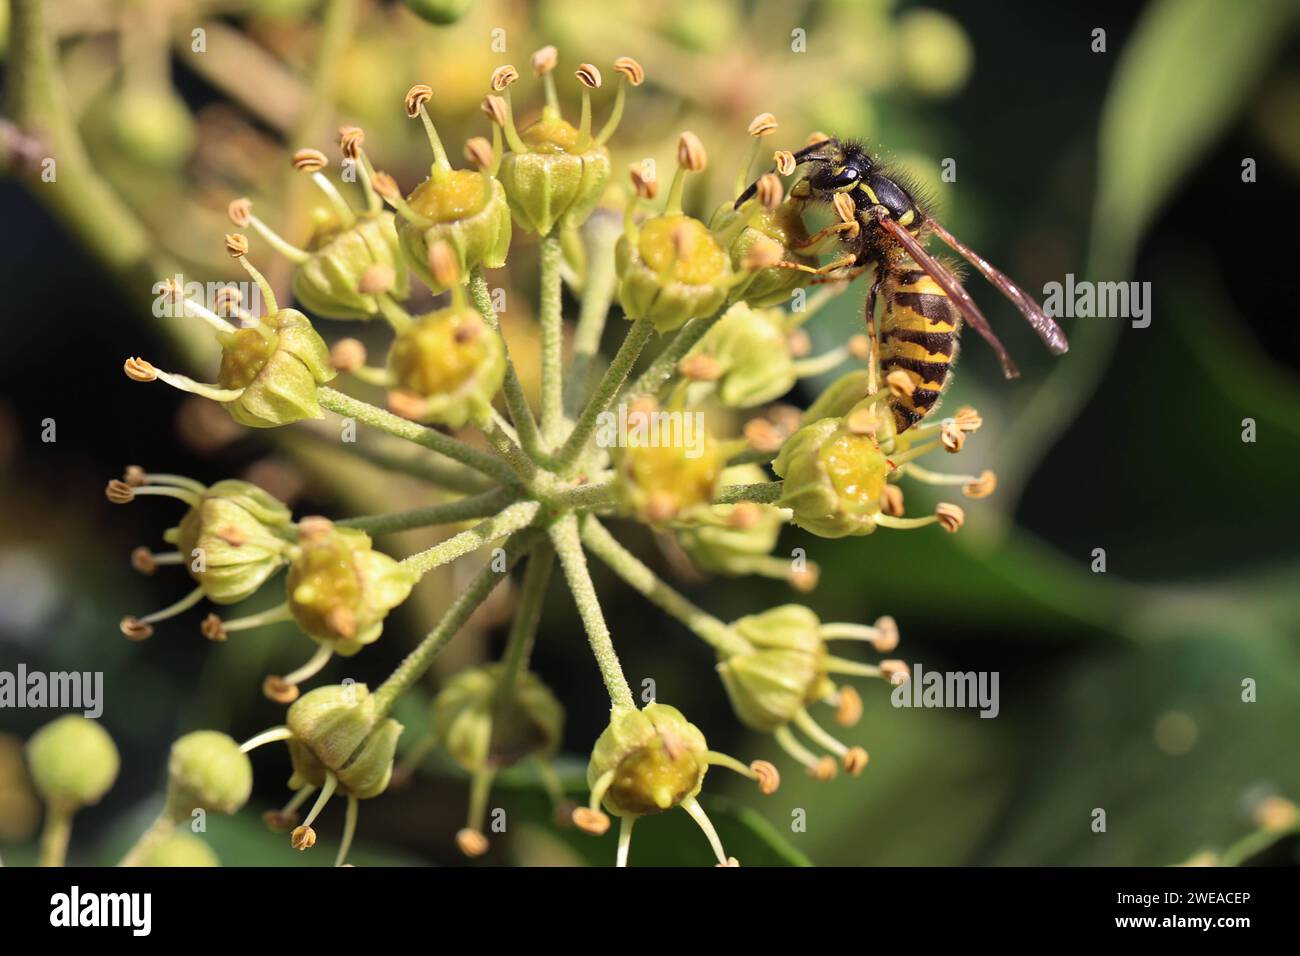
{"left": 639, "top": 214, "right": 729, "bottom": 286}
{"left": 820, "top": 430, "right": 889, "bottom": 512}
{"left": 407, "top": 170, "right": 491, "bottom": 223}
{"left": 388, "top": 307, "right": 487, "bottom": 397}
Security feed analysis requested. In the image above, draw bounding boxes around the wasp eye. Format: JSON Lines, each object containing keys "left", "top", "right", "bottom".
{"left": 812, "top": 165, "right": 859, "bottom": 191}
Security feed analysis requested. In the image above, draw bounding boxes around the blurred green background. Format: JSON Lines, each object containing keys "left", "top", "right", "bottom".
{"left": 1, "top": 0, "right": 1298, "bottom": 866}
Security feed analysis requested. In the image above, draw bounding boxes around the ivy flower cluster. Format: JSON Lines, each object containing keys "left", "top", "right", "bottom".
{"left": 53, "top": 47, "right": 1003, "bottom": 867}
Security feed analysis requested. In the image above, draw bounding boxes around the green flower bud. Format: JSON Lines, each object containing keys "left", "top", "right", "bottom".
{"left": 286, "top": 519, "right": 416, "bottom": 654}
{"left": 616, "top": 213, "right": 732, "bottom": 333}
{"left": 26, "top": 716, "right": 119, "bottom": 811}
{"left": 431, "top": 664, "right": 564, "bottom": 772}
{"left": 108, "top": 86, "right": 196, "bottom": 169}
{"left": 612, "top": 400, "right": 723, "bottom": 524}
{"left": 215, "top": 308, "right": 335, "bottom": 428}
{"left": 165, "top": 731, "right": 253, "bottom": 821}
{"left": 398, "top": 171, "right": 512, "bottom": 293}
{"left": 286, "top": 683, "right": 403, "bottom": 799}
{"left": 163, "top": 479, "right": 294, "bottom": 605}
{"left": 709, "top": 199, "right": 815, "bottom": 308}
{"left": 688, "top": 302, "right": 795, "bottom": 407}
{"left": 387, "top": 302, "right": 506, "bottom": 428}
{"left": 587, "top": 703, "right": 709, "bottom": 817}
{"left": 773, "top": 416, "right": 892, "bottom": 537}
{"left": 804, "top": 369, "right": 873, "bottom": 422}
{"left": 403, "top": 0, "right": 474, "bottom": 26}
{"left": 717, "top": 606, "right": 829, "bottom": 731}
{"left": 292, "top": 211, "right": 411, "bottom": 319}
{"left": 137, "top": 831, "right": 220, "bottom": 867}
{"left": 499, "top": 110, "right": 611, "bottom": 235}
{"left": 675, "top": 464, "right": 785, "bottom": 577}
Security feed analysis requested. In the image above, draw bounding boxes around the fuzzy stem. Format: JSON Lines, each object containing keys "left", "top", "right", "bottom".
{"left": 468, "top": 267, "right": 545, "bottom": 460}
{"left": 339, "top": 488, "right": 515, "bottom": 535}
{"left": 627, "top": 306, "right": 728, "bottom": 398}
{"left": 715, "top": 481, "right": 783, "bottom": 505}
{"left": 556, "top": 316, "right": 654, "bottom": 472}
{"left": 579, "top": 516, "right": 749, "bottom": 656}
{"left": 495, "top": 544, "right": 555, "bottom": 701}
{"left": 564, "top": 215, "right": 623, "bottom": 415}
{"left": 317, "top": 387, "right": 519, "bottom": 488}
{"left": 117, "top": 813, "right": 175, "bottom": 867}
{"left": 548, "top": 514, "right": 634, "bottom": 709}
{"left": 539, "top": 234, "right": 566, "bottom": 445}
{"left": 548, "top": 476, "right": 616, "bottom": 511}
{"left": 400, "top": 501, "right": 541, "bottom": 577}
{"left": 372, "top": 531, "right": 539, "bottom": 720}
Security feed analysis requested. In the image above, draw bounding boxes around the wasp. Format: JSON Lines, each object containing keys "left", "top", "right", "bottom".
{"left": 737, "top": 137, "right": 1069, "bottom": 431}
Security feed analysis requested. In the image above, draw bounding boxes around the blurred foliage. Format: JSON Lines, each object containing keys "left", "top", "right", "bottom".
{"left": 2, "top": 0, "right": 1300, "bottom": 867}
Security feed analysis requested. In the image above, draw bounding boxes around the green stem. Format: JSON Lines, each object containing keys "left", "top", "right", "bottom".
{"left": 37, "top": 804, "right": 73, "bottom": 867}
{"left": 400, "top": 501, "right": 541, "bottom": 577}
{"left": 373, "top": 530, "right": 540, "bottom": 720}
{"left": 548, "top": 476, "right": 616, "bottom": 511}
{"left": 564, "top": 214, "right": 623, "bottom": 416}
{"left": 494, "top": 544, "right": 555, "bottom": 701}
{"left": 317, "top": 387, "right": 518, "bottom": 488}
{"left": 555, "top": 316, "right": 654, "bottom": 472}
{"left": 285, "top": 427, "right": 496, "bottom": 495}
{"left": 481, "top": 418, "right": 541, "bottom": 483}
{"left": 539, "top": 234, "right": 565, "bottom": 445}
{"left": 715, "top": 481, "right": 783, "bottom": 505}
{"left": 469, "top": 267, "right": 545, "bottom": 460}
{"left": 580, "top": 516, "right": 749, "bottom": 656}
{"left": 626, "top": 306, "right": 728, "bottom": 399}
{"left": 118, "top": 813, "right": 176, "bottom": 867}
{"left": 338, "top": 488, "right": 516, "bottom": 535}
{"left": 548, "top": 514, "right": 634, "bottom": 709}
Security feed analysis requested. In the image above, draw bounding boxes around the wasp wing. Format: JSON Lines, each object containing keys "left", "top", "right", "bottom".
{"left": 877, "top": 216, "right": 1020, "bottom": 379}
{"left": 927, "top": 219, "right": 1069, "bottom": 356}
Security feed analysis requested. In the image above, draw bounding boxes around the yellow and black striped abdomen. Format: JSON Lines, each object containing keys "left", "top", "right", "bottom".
{"left": 879, "top": 264, "right": 960, "bottom": 431}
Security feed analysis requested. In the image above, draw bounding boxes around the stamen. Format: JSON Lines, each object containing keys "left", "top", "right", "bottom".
{"left": 616, "top": 814, "right": 635, "bottom": 867}
{"left": 774, "top": 724, "right": 828, "bottom": 776}
{"left": 292, "top": 149, "right": 357, "bottom": 227}
{"left": 202, "top": 602, "right": 292, "bottom": 643}
{"left": 532, "top": 46, "right": 559, "bottom": 110}
{"left": 734, "top": 112, "right": 778, "bottom": 196}
{"left": 822, "top": 654, "right": 883, "bottom": 679}
{"left": 228, "top": 198, "right": 309, "bottom": 264}
{"left": 573, "top": 768, "right": 615, "bottom": 834}
{"left": 371, "top": 171, "right": 433, "bottom": 228}
{"left": 873, "top": 512, "right": 938, "bottom": 531}
{"left": 832, "top": 686, "right": 863, "bottom": 726}
{"left": 292, "top": 770, "right": 338, "bottom": 850}
{"left": 238, "top": 725, "right": 294, "bottom": 754}
{"left": 705, "top": 751, "right": 780, "bottom": 794}
{"left": 680, "top": 797, "right": 731, "bottom": 866}
{"left": 406, "top": 85, "right": 452, "bottom": 177}
{"left": 457, "top": 766, "right": 496, "bottom": 858}
{"left": 132, "top": 362, "right": 246, "bottom": 404}
{"left": 226, "top": 234, "right": 280, "bottom": 315}
{"left": 597, "top": 56, "right": 644, "bottom": 145}
{"left": 793, "top": 708, "right": 848, "bottom": 758}
{"left": 265, "top": 784, "right": 315, "bottom": 830}
{"left": 263, "top": 644, "right": 334, "bottom": 703}
{"left": 574, "top": 64, "right": 601, "bottom": 151}
{"left": 335, "top": 795, "right": 359, "bottom": 867}
{"left": 119, "top": 585, "right": 205, "bottom": 640}
{"left": 131, "top": 548, "right": 181, "bottom": 575}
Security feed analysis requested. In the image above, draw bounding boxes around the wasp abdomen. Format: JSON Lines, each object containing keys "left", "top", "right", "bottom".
{"left": 880, "top": 264, "right": 960, "bottom": 431}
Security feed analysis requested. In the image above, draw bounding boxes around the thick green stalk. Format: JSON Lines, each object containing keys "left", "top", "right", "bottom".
{"left": 469, "top": 267, "right": 546, "bottom": 460}
{"left": 317, "top": 387, "right": 518, "bottom": 488}
{"left": 37, "top": 805, "right": 72, "bottom": 867}
{"left": 400, "top": 501, "right": 541, "bottom": 577}
{"left": 118, "top": 814, "right": 176, "bottom": 868}
{"left": 339, "top": 488, "right": 515, "bottom": 535}
{"left": 555, "top": 316, "right": 654, "bottom": 473}
{"left": 580, "top": 516, "right": 750, "bottom": 656}
{"left": 626, "top": 306, "right": 728, "bottom": 398}
{"left": 548, "top": 514, "right": 634, "bottom": 709}
{"left": 373, "top": 530, "right": 540, "bottom": 720}
{"left": 539, "top": 234, "right": 566, "bottom": 444}
{"left": 494, "top": 544, "right": 555, "bottom": 701}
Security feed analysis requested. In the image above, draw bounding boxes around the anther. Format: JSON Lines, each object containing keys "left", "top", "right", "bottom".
{"left": 291, "top": 148, "right": 328, "bottom": 172}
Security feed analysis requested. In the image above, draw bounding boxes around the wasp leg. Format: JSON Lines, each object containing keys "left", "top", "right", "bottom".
{"left": 771, "top": 253, "right": 859, "bottom": 277}
{"left": 863, "top": 271, "right": 882, "bottom": 394}
{"left": 792, "top": 219, "right": 860, "bottom": 252}
{"left": 809, "top": 264, "right": 868, "bottom": 287}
